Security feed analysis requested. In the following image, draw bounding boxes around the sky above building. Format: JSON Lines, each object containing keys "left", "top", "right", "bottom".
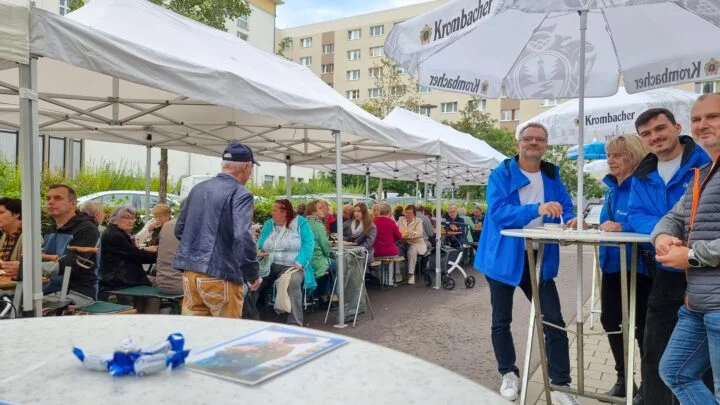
{"left": 276, "top": 0, "right": 430, "bottom": 28}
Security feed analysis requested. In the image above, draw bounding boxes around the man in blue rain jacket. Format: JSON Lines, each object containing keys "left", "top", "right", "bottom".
{"left": 627, "top": 107, "right": 711, "bottom": 405}
{"left": 475, "top": 123, "right": 579, "bottom": 405}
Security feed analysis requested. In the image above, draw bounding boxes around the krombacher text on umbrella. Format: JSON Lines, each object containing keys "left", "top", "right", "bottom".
{"left": 433, "top": 0, "right": 494, "bottom": 42}
{"left": 633, "top": 61, "right": 702, "bottom": 89}
{"left": 585, "top": 110, "right": 636, "bottom": 126}
{"left": 428, "top": 73, "right": 482, "bottom": 93}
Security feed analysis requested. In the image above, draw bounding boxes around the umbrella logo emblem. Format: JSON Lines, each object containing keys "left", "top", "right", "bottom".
{"left": 420, "top": 25, "right": 432, "bottom": 45}
{"left": 705, "top": 58, "right": 720, "bottom": 76}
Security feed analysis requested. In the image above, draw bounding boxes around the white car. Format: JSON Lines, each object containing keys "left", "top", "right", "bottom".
{"left": 77, "top": 190, "right": 181, "bottom": 212}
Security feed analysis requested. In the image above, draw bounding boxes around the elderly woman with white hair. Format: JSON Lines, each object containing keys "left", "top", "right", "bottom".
{"left": 100, "top": 206, "right": 159, "bottom": 313}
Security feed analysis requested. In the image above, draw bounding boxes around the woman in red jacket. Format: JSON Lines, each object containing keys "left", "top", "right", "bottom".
{"left": 373, "top": 202, "right": 401, "bottom": 258}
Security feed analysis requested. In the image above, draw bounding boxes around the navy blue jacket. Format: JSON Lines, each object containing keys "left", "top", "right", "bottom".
{"left": 475, "top": 157, "right": 575, "bottom": 286}
{"left": 173, "top": 173, "right": 259, "bottom": 283}
{"left": 627, "top": 136, "right": 710, "bottom": 273}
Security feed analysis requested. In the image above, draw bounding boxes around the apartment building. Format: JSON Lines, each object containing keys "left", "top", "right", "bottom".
{"left": 279, "top": 0, "right": 693, "bottom": 135}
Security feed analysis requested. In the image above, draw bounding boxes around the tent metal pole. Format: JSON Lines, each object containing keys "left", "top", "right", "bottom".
{"left": 415, "top": 175, "right": 420, "bottom": 203}
{"left": 145, "top": 145, "right": 152, "bottom": 221}
{"left": 365, "top": 167, "right": 370, "bottom": 202}
{"left": 435, "top": 156, "right": 441, "bottom": 289}
{"left": 19, "top": 57, "right": 43, "bottom": 317}
{"left": 285, "top": 155, "right": 292, "bottom": 199}
{"left": 333, "top": 131, "right": 347, "bottom": 328}
{"left": 575, "top": 9, "right": 588, "bottom": 397}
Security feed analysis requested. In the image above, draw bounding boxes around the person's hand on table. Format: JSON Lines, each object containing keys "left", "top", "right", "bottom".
{"left": 449, "top": 224, "right": 459, "bottom": 231}
{"left": 655, "top": 234, "right": 684, "bottom": 256}
{"left": 538, "top": 202, "right": 563, "bottom": 218}
{"left": 564, "top": 218, "right": 588, "bottom": 230}
{"left": 656, "top": 244, "right": 689, "bottom": 270}
{"left": 599, "top": 221, "right": 622, "bottom": 232}
{"left": 292, "top": 262, "right": 303, "bottom": 270}
{"left": 257, "top": 251, "right": 269, "bottom": 257}
{"left": 143, "top": 246, "right": 158, "bottom": 253}
{"left": 247, "top": 275, "right": 262, "bottom": 291}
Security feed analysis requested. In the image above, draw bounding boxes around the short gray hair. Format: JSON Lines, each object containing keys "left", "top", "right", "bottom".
{"left": 378, "top": 202, "right": 392, "bottom": 216}
{"left": 80, "top": 201, "right": 104, "bottom": 217}
{"left": 221, "top": 160, "right": 249, "bottom": 171}
{"left": 517, "top": 122, "right": 549, "bottom": 141}
{"left": 109, "top": 206, "right": 136, "bottom": 224}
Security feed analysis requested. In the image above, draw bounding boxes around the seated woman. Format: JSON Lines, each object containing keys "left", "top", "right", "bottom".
{"left": 257, "top": 199, "right": 315, "bottom": 326}
{"left": 0, "top": 198, "right": 22, "bottom": 278}
{"left": 346, "top": 203, "right": 377, "bottom": 261}
{"left": 135, "top": 203, "right": 171, "bottom": 247}
{"left": 304, "top": 201, "right": 336, "bottom": 305}
{"left": 397, "top": 205, "right": 426, "bottom": 284}
{"left": 373, "top": 202, "right": 401, "bottom": 259}
{"left": 470, "top": 206, "right": 484, "bottom": 242}
{"left": 100, "top": 207, "right": 159, "bottom": 313}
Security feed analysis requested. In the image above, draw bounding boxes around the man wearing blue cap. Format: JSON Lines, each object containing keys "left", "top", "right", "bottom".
{"left": 174, "top": 142, "right": 262, "bottom": 318}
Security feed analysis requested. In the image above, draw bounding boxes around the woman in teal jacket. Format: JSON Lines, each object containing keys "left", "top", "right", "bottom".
{"left": 257, "top": 199, "right": 315, "bottom": 326}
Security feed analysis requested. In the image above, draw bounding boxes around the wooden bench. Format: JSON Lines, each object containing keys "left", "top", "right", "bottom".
{"left": 106, "top": 285, "right": 184, "bottom": 314}
{"left": 374, "top": 256, "right": 405, "bottom": 288}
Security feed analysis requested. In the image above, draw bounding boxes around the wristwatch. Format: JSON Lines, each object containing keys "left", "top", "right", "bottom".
{"left": 688, "top": 249, "right": 701, "bottom": 268}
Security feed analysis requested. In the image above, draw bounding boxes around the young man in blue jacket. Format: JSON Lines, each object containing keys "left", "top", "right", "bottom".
{"left": 475, "top": 123, "right": 579, "bottom": 405}
{"left": 627, "top": 108, "right": 711, "bottom": 405}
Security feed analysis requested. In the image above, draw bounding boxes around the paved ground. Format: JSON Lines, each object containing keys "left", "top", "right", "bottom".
{"left": 302, "top": 246, "right": 598, "bottom": 395}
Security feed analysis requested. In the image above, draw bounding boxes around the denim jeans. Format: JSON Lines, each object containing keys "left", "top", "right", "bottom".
{"left": 660, "top": 306, "right": 720, "bottom": 405}
{"left": 485, "top": 250, "right": 570, "bottom": 386}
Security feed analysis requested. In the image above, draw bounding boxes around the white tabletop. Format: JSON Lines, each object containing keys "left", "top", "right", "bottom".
{"left": 501, "top": 228, "right": 651, "bottom": 244}
{"left": 0, "top": 316, "right": 507, "bottom": 405}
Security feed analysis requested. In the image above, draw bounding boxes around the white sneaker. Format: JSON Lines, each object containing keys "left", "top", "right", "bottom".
{"left": 408, "top": 274, "right": 415, "bottom": 284}
{"left": 499, "top": 372, "right": 519, "bottom": 400}
{"left": 550, "top": 390, "right": 581, "bottom": 405}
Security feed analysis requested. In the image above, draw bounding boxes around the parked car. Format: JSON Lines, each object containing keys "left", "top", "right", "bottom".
{"left": 584, "top": 203, "right": 603, "bottom": 227}
{"left": 77, "top": 190, "right": 181, "bottom": 212}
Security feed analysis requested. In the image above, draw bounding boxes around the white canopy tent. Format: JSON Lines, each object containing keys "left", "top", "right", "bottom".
{"left": 313, "top": 107, "right": 505, "bottom": 287}
{"left": 515, "top": 87, "right": 698, "bottom": 145}
{"left": 0, "top": 0, "right": 445, "bottom": 321}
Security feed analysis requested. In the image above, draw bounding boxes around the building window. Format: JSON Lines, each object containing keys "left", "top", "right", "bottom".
{"left": 347, "top": 70, "right": 360, "bottom": 81}
{"left": 501, "top": 109, "right": 519, "bottom": 121}
{"left": 0, "top": 131, "right": 17, "bottom": 164}
{"left": 695, "top": 81, "right": 720, "bottom": 94}
{"left": 441, "top": 102, "right": 458, "bottom": 113}
{"left": 348, "top": 29, "right": 361, "bottom": 40}
{"left": 417, "top": 85, "right": 431, "bottom": 94}
{"left": 322, "top": 64, "right": 334, "bottom": 74}
{"left": 348, "top": 49, "right": 361, "bottom": 60}
{"left": 469, "top": 98, "right": 487, "bottom": 111}
{"left": 346, "top": 90, "right": 360, "bottom": 100}
{"left": 370, "top": 46, "right": 384, "bottom": 58}
{"left": 48, "top": 137, "right": 66, "bottom": 173}
{"left": 417, "top": 107, "right": 431, "bottom": 116}
{"left": 322, "top": 43, "right": 334, "bottom": 54}
{"left": 281, "top": 40, "right": 293, "bottom": 51}
{"left": 391, "top": 85, "right": 407, "bottom": 97}
{"left": 59, "top": 0, "right": 71, "bottom": 15}
{"left": 368, "top": 88, "right": 382, "bottom": 99}
{"left": 370, "top": 25, "right": 384, "bottom": 37}
{"left": 300, "top": 37, "right": 312, "bottom": 48}
{"left": 542, "top": 98, "right": 559, "bottom": 107}
{"left": 236, "top": 15, "right": 249, "bottom": 30}
{"left": 299, "top": 56, "right": 312, "bottom": 66}
{"left": 395, "top": 65, "right": 406, "bottom": 74}
{"left": 263, "top": 175, "right": 274, "bottom": 188}
{"left": 70, "top": 140, "right": 82, "bottom": 177}
{"left": 237, "top": 32, "right": 248, "bottom": 41}
{"left": 369, "top": 67, "right": 382, "bottom": 78}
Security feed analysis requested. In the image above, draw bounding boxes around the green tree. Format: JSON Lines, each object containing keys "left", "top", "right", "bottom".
{"left": 276, "top": 37, "right": 293, "bottom": 57}
{"left": 360, "top": 57, "right": 421, "bottom": 118}
{"left": 69, "top": 0, "right": 251, "bottom": 203}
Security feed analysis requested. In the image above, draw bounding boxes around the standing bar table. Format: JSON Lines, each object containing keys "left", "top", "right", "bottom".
{"left": 500, "top": 229, "right": 650, "bottom": 405}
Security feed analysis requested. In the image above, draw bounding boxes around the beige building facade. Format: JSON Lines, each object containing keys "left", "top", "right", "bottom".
{"left": 277, "top": 0, "right": 571, "bottom": 132}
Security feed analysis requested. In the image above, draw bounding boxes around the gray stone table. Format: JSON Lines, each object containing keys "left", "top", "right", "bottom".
{"left": 0, "top": 315, "right": 510, "bottom": 404}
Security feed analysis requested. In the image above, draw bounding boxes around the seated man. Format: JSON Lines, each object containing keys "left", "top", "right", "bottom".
{"left": 44, "top": 184, "right": 100, "bottom": 299}
{"left": 155, "top": 215, "right": 183, "bottom": 295}
{"left": 135, "top": 203, "right": 171, "bottom": 247}
{"left": 443, "top": 204, "right": 467, "bottom": 248}
{"left": 80, "top": 201, "right": 106, "bottom": 233}
{"left": 470, "top": 206, "right": 484, "bottom": 242}
{"left": 100, "top": 207, "right": 159, "bottom": 313}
